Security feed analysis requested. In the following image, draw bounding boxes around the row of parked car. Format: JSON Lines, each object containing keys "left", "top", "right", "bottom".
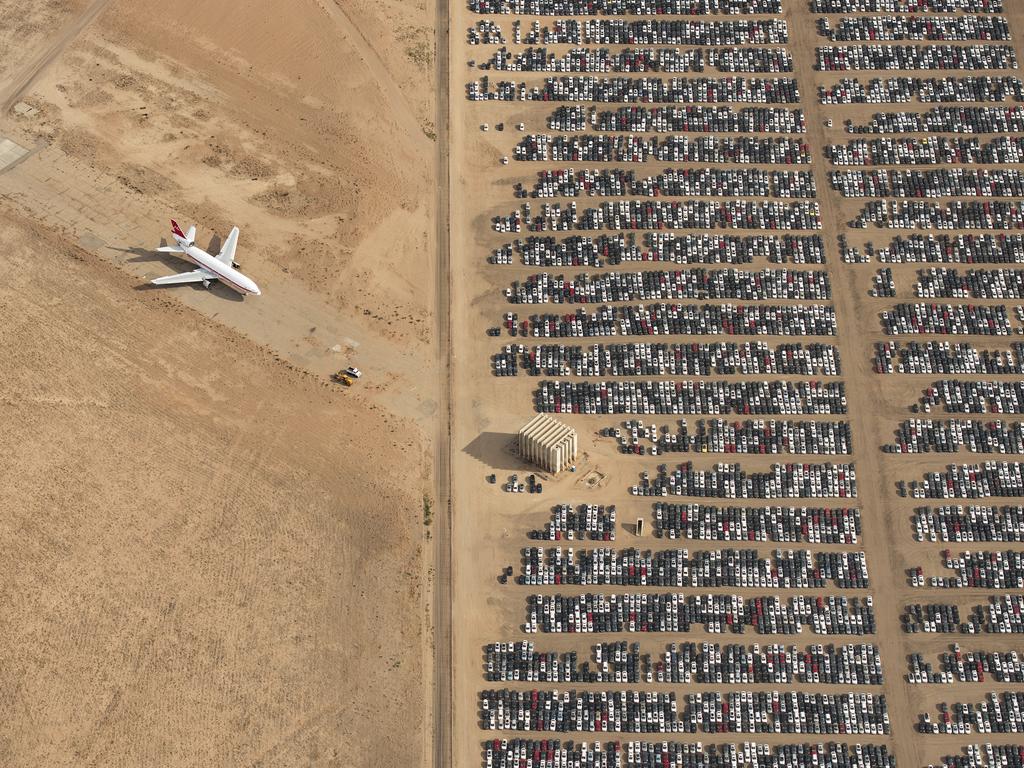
{"left": 880, "top": 303, "right": 1011, "bottom": 336}
{"left": 469, "top": 0, "right": 783, "bottom": 14}
{"left": 469, "top": 75, "right": 801, "bottom": 104}
{"left": 830, "top": 168, "right": 1024, "bottom": 200}
{"left": 918, "top": 691, "right": 1024, "bottom": 734}
{"left": 653, "top": 503, "right": 862, "bottom": 543}
{"left": 487, "top": 640, "right": 642, "bottom": 683}
{"left": 494, "top": 200, "right": 823, "bottom": 234}
{"left": 502, "top": 341, "right": 840, "bottom": 378}
{"left": 884, "top": 419, "right": 1024, "bottom": 454}
{"left": 906, "top": 461, "right": 1024, "bottom": 498}
{"left": 916, "top": 549, "right": 1024, "bottom": 589}
{"left": 519, "top": 546, "right": 869, "bottom": 588}
{"left": 874, "top": 342, "right": 1024, "bottom": 375}
{"left": 932, "top": 745, "right": 1024, "bottom": 768}
{"left": 519, "top": 303, "right": 837, "bottom": 338}
{"left": 634, "top": 462, "right": 857, "bottom": 499}
{"left": 530, "top": 504, "right": 617, "bottom": 541}
{"left": 915, "top": 268, "right": 1024, "bottom": 300}
{"left": 845, "top": 106, "right": 1024, "bottom": 135}
{"left": 526, "top": 593, "right": 876, "bottom": 635}
{"left": 603, "top": 417, "right": 850, "bottom": 455}
{"left": 506, "top": 269, "right": 832, "bottom": 304}
{"left": 914, "top": 504, "right": 1024, "bottom": 542}
{"left": 818, "top": 75, "right": 1023, "bottom": 105}
{"left": 537, "top": 380, "right": 848, "bottom": 416}
{"left": 485, "top": 740, "right": 896, "bottom": 768}
{"left": 480, "top": 689, "right": 890, "bottom": 735}
{"left": 481, "top": 46, "right": 793, "bottom": 74}
{"left": 509, "top": 18, "right": 790, "bottom": 47}
{"left": 552, "top": 105, "right": 806, "bottom": 133}
{"left": 863, "top": 234, "right": 1024, "bottom": 265}
{"left": 492, "top": 234, "right": 825, "bottom": 268}
{"left": 816, "top": 44, "right": 1016, "bottom": 72}
{"left": 515, "top": 134, "right": 812, "bottom": 164}
{"left": 652, "top": 642, "right": 882, "bottom": 685}
{"left": 853, "top": 200, "right": 1024, "bottom": 231}
{"left": 653, "top": 234, "right": 823, "bottom": 264}
{"left": 908, "top": 645, "right": 1024, "bottom": 683}
{"left": 904, "top": 595, "right": 1024, "bottom": 633}
{"left": 528, "top": 168, "right": 815, "bottom": 200}
{"left": 920, "top": 380, "right": 1024, "bottom": 414}
{"left": 827, "top": 136, "right": 1024, "bottom": 167}
{"left": 903, "top": 602, "right": 966, "bottom": 633}
{"left": 818, "top": 14, "right": 1010, "bottom": 42}
{"left": 485, "top": 640, "right": 883, "bottom": 685}
{"left": 812, "top": 0, "right": 1002, "bottom": 10}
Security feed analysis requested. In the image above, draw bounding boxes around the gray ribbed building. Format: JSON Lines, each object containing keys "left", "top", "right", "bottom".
{"left": 518, "top": 414, "right": 578, "bottom": 474}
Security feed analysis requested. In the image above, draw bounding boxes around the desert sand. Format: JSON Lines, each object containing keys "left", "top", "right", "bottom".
{"left": 5, "top": 0, "right": 1024, "bottom": 767}
{"left": 0, "top": 0, "right": 440, "bottom": 765}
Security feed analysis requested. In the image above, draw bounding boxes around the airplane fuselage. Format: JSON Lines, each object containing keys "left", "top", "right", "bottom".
{"left": 177, "top": 242, "right": 261, "bottom": 296}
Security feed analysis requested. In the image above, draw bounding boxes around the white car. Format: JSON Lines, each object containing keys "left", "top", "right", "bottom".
{"left": 344, "top": 367, "right": 362, "bottom": 379}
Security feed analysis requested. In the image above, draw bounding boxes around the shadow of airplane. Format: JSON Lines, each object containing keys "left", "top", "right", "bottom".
{"left": 106, "top": 245, "right": 165, "bottom": 263}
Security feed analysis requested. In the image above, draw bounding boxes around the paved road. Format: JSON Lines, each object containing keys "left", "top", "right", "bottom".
{"left": 431, "top": 1, "right": 454, "bottom": 767}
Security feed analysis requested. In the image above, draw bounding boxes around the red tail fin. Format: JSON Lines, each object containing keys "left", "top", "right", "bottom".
{"left": 170, "top": 219, "right": 185, "bottom": 239}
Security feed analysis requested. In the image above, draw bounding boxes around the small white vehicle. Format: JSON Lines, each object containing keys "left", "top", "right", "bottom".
{"left": 344, "top": 366, "right": 362, "bottom": 379}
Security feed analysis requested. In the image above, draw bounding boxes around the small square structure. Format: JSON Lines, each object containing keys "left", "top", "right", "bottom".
{"left": 518, "top": 414, "right": 578, "bottom": 474}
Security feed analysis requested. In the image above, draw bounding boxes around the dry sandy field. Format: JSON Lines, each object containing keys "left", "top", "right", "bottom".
{"left": 6, "top": 0, "right": 1024, "bottom": 767}
{"left": 0, "top": 0, "right": 440, "bottom": 765}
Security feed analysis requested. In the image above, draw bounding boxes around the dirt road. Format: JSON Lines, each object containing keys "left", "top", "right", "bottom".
{"left": 431, "top": 0, "right": 454, "bottom": 767}
{"left": 319, "top": 0, "right": 431, "bottom": 152}
{"left": 0, "top": 0, "right": 112, "bottom": 110}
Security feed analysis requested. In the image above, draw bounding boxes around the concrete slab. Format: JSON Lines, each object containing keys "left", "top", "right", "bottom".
{"left": 12, "top": 102, "right": 39, "bottom": 118}
{"left": 0, "top": 138, "right": 29, "bottom": 170}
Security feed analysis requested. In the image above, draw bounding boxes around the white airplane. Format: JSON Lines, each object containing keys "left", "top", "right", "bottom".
{"left": 151, "top": 220, "right": 261, "bottom": 296}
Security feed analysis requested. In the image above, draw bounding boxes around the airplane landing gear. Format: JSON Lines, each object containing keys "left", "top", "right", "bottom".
{"left": 202, "top": 279, "right": 211, "bottom": 289}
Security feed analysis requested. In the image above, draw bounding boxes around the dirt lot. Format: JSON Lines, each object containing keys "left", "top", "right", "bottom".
{"left": 447, "top": 4, "right": 1024, "bottom": 768}
{"left": 0, "top": 0, "right": 438, "bottom": 765}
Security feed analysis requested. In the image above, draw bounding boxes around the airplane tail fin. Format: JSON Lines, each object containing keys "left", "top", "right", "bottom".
{"left": 170, "top": 219, "right": 196, "bottom": 245}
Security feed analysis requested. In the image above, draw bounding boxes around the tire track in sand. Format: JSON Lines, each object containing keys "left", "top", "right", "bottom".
{"left": 317, "top": 0, "right": 431, "bottom": 153}
{"left": 0, "top": 0, "right": 114, "bottom": 111}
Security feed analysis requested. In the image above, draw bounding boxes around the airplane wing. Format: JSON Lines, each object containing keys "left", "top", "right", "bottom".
{"left": 217, "top": 227, "right": 240, "bottom": 266}
{"left": 150, "top": 268, "right": 216, "bottom": 286}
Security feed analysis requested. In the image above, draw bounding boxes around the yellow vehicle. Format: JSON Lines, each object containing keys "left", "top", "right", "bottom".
{"left": 331, "top": 372, "right": 353, "bottom": 386}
